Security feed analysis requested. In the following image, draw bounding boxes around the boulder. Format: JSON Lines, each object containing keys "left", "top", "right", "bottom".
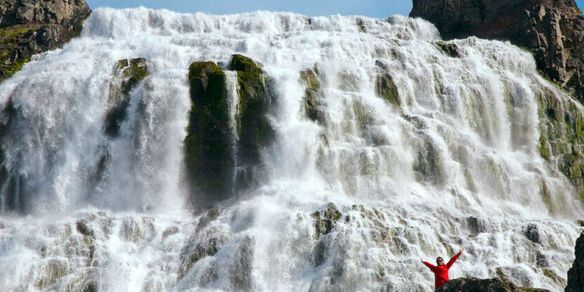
{"left": 566, "top": 231, "right": 584, "bottom": 292}
{"left": 410, "top": 0, "right": 584, "bottom": 103}
{"left": 0, "top": 0, "right": 91, "bottom": 81}
{"left": 436, "top": 277, "right": 549, "bottom": 292}
{"left": 185, "top": 61, "right": 234, "bottom": 206}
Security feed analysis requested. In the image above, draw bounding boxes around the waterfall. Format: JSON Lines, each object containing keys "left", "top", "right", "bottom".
{"left": 0, "top": 7, "right": 582, "bottom": 291}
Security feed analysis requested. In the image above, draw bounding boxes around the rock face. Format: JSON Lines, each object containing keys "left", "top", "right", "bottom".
{"left": 566, "top": 231, "right": 584, "bottom": 292}
{"left": 185, "top": 61, "right": 234, "bottom": 205}
{"left": 436, "top": 277, "right": 549, "bottom": 292}
{"left": 105, "top": 58, "right": 149, "bottom": 137}
{"left": 410, "top": 0, "right": 584, "bottom": 102}
{"left": 0, "top": 0, "right": 90, "bottom": 81}
{"left": 185, "top": 55, "right": 276, "bottom": 207}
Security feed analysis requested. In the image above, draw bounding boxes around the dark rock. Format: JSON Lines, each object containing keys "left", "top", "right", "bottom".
{"left": 0, "top": 0, "right": 91, "bottom": 81}
{"left": 524, "top": 223, "right": 540, "bottom": 243}
{"left": 299, "top": 64, "right": 327, "bottom": 124}
{"left": 104, "top": 58, "right": 149, "bottom": 137}
{"left": 466, "top": 216, "right": 487, "bottom": 235}
{"left": 229, "top": 54, "right": 276, "bottom": 177}
{"left": 179, "top": 236, "right": 223, "bottom": 279}
{"left": 410, "top": 0, "right": 584, "bottom": 103}
{"left": 566, "top": 231, "right": 584, "bottom": 292}
{"left": 185, "top": 55, "right": 276, "bottom": 207}
{"left": 311, "top": 203, "right": 342, "bottom": 238}
{"left": 434, "top": 40, "right": 462, "bottom": 58}
{"left": 76, "top": 221, "right": 94, "bottom": 237}
{"left": 436, "top": 277, "right": 549, "bottom": 292}
{"left": 185, "top": 61, "right": 234, "bottom": 206}
{"left": 375, "top": 61, "right": 400, "bottom": 106}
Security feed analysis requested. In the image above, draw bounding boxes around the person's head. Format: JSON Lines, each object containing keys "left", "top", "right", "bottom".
{"left": 436, "top": 257, "right": 444, "bottom": 266}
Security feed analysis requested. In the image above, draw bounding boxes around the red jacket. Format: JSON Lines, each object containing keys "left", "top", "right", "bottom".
{"left": 423, "top": 251, "right": 461, "bottom": 289}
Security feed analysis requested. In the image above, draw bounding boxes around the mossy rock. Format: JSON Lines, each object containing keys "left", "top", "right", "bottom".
{"left": 185, "top": 61, "right": 234, "bottom": 204}
{"left": 229, "top": 54, "right": 275, "bottom": 166}
{"left": 104, "top": 58, "right": 149, "bottom": 137}
{"left": 536, "top": 87, "right": 584, "bottom": 199}
{"left": 0, "top": 24, "right": 42, "bottom": 81}
{"left": 299, "top": 65, "right": 326, "bottom": 124}
{"left": 375, "top": 73, "right": 400, "bottom": 106}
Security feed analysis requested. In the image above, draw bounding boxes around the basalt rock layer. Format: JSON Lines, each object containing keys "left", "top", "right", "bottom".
{"left": 0, "top": 0, "right": 91, "bottom": 81}
{"left": 410, "top": 0, "right": 584, "bottom": 102}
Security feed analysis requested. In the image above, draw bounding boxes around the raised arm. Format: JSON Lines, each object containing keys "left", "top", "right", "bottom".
{"left": 446, "top": 250, "right": 463, "bottom": 268}
{"left": 422, "top": 260, "right": 437, "bottom": 272}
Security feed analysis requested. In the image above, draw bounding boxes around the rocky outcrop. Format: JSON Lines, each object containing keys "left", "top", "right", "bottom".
{"left": 0, "top": 0, "right": 90, "bottom": 81}
{"left": 299, "top": 64, "right": 327, "bottom": 124}
{"left": 566, "top": 231, "right": 584, "bottom": 292}
{"left": 436, "top": 277, "right": 549, "bottom": 292}
{"left": 185, "top": 55, "right": 276, "bottom": 207}
{"left": 104, "top": 58, "right": 149, "bottom": 137}
{"left": 185, "top": 61, "right": 233, "bottom": 205}
{"left": 410, "top": 0, "right": 584, "bottom": 103}
{"left": 536, "top": 86, "right": 584, "bottom": 203}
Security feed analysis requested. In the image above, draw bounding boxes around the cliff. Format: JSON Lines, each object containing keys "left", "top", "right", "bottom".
{"left": 0, "top": 0, "right": 91, "bottom": 81}
{"left": 410, "top": 0, "right": 584, "bottom": 102}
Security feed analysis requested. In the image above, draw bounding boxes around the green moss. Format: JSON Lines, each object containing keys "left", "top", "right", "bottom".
{"left": 300, "top": 66, "right": 326, "bottom": 123}
{"left": 0, "top": 25, "right": 43, "bottom": 81}
{"left": 539, "top": 136, "right": 550, "bottom": 161}
{"left": 105, "top": 59, "right": 149, "bottom": 137}
{"left": 185, "top": 61, "right": 234, "bottom": 203}
{"left": 229, "top": 54, "right": 275, "bottom": 162}
{"left": 375, "top": 73, "right": 400, "bottom": 106}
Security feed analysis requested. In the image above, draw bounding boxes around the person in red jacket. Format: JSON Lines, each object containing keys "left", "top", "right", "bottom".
{"left": 422, "top": 249, "right": 463, "bottom": 289}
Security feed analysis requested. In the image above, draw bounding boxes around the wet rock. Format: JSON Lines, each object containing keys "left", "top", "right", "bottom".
{"left": 436, "top": 277, "right": 549, "bottom": 292}
{"left": 230, "top": 236, "right": 254, "bottom": 291}
{"left": 35, "top": 258, "right": 70, "bottom": 290}
{"left": 434, "top": 40, "right": 461, "bottom": 58}
{"left": 311, "top": 203, "right": 342, "bottom": 238}
{"left": 524, "top": 223, "right": 540, "bottom": 243}
{"left": 185, "top": 61, "right": 234, "bottom": 205}
{"left": 179, "top": 236, "right": 223, "bottom": 279}
{"left": 299, "top": 65, "right": 327, "bottom": 124}
{"left": 76, "top": 221, "right": 94, "bottom": 237}
{"left": 185, "top": 55, "right": 276, "bottom": 206}
{"left": 374, "top": 61, "right": 400, "bottom": 106}
{"left": 161, "top": 226, "right": 179, "bottom": 239}
{"left": 229, "top": 54, "right": 276, "bottom": 189}
{"left": 104, "top": 58, "right": 149, "bottom": 137}
{"left": 566, "top": 231, "right": 584, "bottom": 292}
{"left": 536, "top": 88, "right": 584, "bottom": 202}
{"left": 0, "top": 0, "right": 91, "bottom": 81}
{"left": 466, "top": 216, "right": 487, "bottom": 235}
{"left": 410, "top": 0, "right": 584, "bottom": 103}
{"left": 536, "top": 251, "right": 549, "bottom": 268}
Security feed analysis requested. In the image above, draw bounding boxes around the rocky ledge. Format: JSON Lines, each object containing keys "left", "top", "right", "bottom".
{"left": 436, "top": 277, "right": 549, "bottom": 292}
{"left": 0, "top": 0, "right": 91, "bottom": 81}
{"left": 410, "top": 0, "right": 584, "bottom": 103}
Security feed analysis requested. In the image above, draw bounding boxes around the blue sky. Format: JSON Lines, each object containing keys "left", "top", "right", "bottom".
{"left": 87, "top": 0, "right": 583, "bottom": 18}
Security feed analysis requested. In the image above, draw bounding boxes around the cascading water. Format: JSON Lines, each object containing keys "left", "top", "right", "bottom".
{"left": 0, "top": 7, "right": 582, "bottom": 291}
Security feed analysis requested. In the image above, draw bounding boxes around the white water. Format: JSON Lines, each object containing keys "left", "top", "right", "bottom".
{"left": 0, "top": 8, "right": 582, "bottom": 291}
